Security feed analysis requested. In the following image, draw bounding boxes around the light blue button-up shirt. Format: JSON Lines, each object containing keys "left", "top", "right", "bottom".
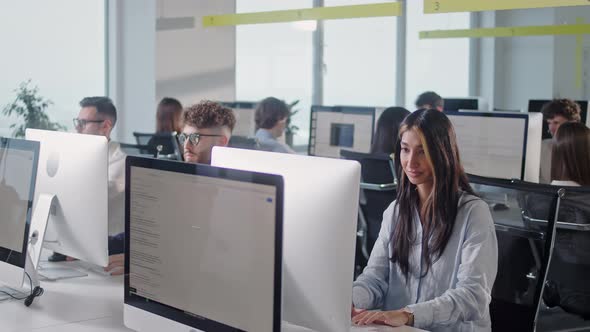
{"left": 353, "top": 193, "right": 498, "bottom": 332}
{"left": 255, "top": 129, "right": 295, "bottom": 154}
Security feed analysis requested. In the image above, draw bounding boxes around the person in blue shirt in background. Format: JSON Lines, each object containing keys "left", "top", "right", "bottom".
{"left": 254, "top": 97, "right": 295, "bottom": 154}
{"left": 352, "top": 109, "right": 498, "bottom": 331}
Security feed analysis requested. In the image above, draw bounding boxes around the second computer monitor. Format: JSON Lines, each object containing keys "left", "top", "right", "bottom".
{"left": 220, "top": 101, "right": 257, "bottom": 137}
{"left": 0, "top": 137, "right": 39, "bottom": 289}
{"left": 124, "top": 157, "right": 283, "bottom": 332}
{"left": 212, "top": 147, "right": 361, "bottom": 332}
{"left": 444, "top": 97, "right": 488, "bottom": 112}
{"left": 446, "top": 111, "right": 543, "bottom": 182}
{"left": 309, "top": 105, "right": 375, "bottom": 158}
{"left": 25, "top": 129, "right": 109, "bottom": 267}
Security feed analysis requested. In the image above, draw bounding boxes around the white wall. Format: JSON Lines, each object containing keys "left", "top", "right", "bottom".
{"left": 108, "top": 0, "right": 235, "bottom": 142}
{"left": 476, "top": 7, "right": 590, "bottom": 111}
{"left": 108, "top": 0, "right": 157, "bottom": 143}
{"left": 553, "top": 7, "right": 590, "bottom": 100}
{"left": 0, "top": 0, "right": 105, "bottom": 138}
{"left": 156, "top": 0, "right": 236, "bottom": 108}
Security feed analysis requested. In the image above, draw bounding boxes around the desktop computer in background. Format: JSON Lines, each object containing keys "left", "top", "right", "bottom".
{"left": 445, "top": 111, "right": 543, "bottom": 182}
{"left": 443, "top": 97, "right": 488, "bottom": 112}
{"left": 219, "top": 101, "right": 258, "bottom": 137}
{"left": 25, "top": 129, "right": 109, "bottom": 278}
{"left": 0, "top": 137, "right": 39, "bottom": 298}
{"left": 528, "top": 99, "right": 589, "bottom": 140}
{"left": 308, "top": 105, "right": 375, "bottom": 158}
{"left": 124, "top": 157, "right": 284, "bottom": 332}
{"left": 212, "top": 147, "right": 361, "bottom": 332}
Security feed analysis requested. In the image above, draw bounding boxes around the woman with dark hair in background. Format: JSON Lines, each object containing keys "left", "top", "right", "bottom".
{"left": 254, "top": 97, "right": 294, "bottom": 154}
{"left": 148, "top": 97, "right": 183, "bottom": 156}
{"left": 551, "top": 121, "right": 590, "bottom": 187}
{"left": 542, "top": 122, "right": 590, "bottom": 319}
{"left": 352, "top": 109, "right": 498, "bottom": 331}
{"left": 371, "top": 107, "right": 410, "bottom": 155}
{"left": 156, "top": 97, "right": 183, "bottom": 133}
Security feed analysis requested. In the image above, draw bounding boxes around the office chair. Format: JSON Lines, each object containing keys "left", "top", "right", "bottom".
{"left": 530, "top": 187, "right": 590, "bottom": 331}
{"left": 132, "top": 132, "right": 181, "bottom": 160}
{"left": 469, "top": 175, "right": 561, "bottom": 332}
{"left": 119, "top": 143, "right": 153, "bottom": 157}
{"left": 228, "top": 135, "right": 261, "bottom": 150}
{"left": 340, "top": 150, "right": 397, "bottom": 276}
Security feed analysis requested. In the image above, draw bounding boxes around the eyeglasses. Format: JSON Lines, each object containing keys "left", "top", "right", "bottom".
{"left": 177, "top": 132, "right": 223, "bottom": 146}
{"left": 73, "top": 118, "right": 104, "bottom": 128}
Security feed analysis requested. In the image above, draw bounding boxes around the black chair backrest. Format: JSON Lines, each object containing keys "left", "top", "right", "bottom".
{"left": 228, "top": 136, "right": 261, "bottom": 150}
{"left": 524, "top": 184, "right": 590, "bottom": 323}
{"left": 468, "top": 174, "right": 561, "bottom": 332}
{"left": 119, "top": 143, "right": 153, "bottom": 157}
{"left": 132, "top": 132, "right": 181, "bottom": 160}
{"left": 340, "top": 150, "right": 396, "bottom": 253}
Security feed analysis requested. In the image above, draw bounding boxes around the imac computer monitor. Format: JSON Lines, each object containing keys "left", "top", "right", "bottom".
{"left": 309, "top": 105, "right": 375, "bottom": 158}
{"left": 0, "top": 137, "right": 39, "bottom": 290}
{"left": 444, "top": 97, "right": 488, "bottom": 112}
{"left": 212, "top": 147, "right": 361, "bottom": 332}
{"left": 445, "top": 111, "right": 543, "bottom": 182}
{"left": 220, "top": 101, "right": 257, "bottom": 137}
{"left": 124, "top": 157, "right": 284, "bottom": 332}
{"left": 528, "top": 99, "right": 589, "bottom": 140}
{"left": 25, "top": 129, "right": 109, "bottom": 267}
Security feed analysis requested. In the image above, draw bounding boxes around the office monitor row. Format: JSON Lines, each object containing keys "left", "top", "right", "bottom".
{"left": 0, "top": 130, "right": 109, "bottom": 294}
{"left": 125, "top": 148, "right": 362, "bottom": 332}
{"left": 1, "top": 131, "right": 367, "bottom": 332}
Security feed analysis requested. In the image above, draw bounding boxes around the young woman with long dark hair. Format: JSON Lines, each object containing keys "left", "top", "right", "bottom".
{"left": 551, "top": 121, "right": 590, "bottom": 186}
{"left": 352, "top": 109, "right": 498, "bottom": 331}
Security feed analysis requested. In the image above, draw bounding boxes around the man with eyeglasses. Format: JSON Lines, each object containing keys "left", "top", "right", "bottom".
{"left": 103, "top": 100, "right": 236, "bottom": 275}
{"left": 50, "top": 97, "right": 126, "bottom": 263}
{"left": 177, "top": 100, "right": 236, "bottom": 164}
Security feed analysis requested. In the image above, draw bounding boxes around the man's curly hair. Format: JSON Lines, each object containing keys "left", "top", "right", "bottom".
{"left": 541, "top": 99, "right": 581, "bottom": 122}
{"left": 183, "top": 100, "right": 236, "bottom": 131}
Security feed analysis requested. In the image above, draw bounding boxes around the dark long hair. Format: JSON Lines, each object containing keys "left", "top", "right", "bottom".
{"left": 156, "top": 97, "right": 183, "bottom": 133}
{"left": 371, "top": 107, "right": 410, "bottom": 154}
{"left": 392, "top": 109, "right": 475, "bottom": 278}
{"left": 551, "top": 121, "right": 590, "bottom": 186}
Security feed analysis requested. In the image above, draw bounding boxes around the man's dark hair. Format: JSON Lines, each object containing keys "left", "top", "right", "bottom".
{"left": 415, "top": 91, "right": 443, "bottom": 109}
{"left": 255, "top": 97, "right": 290, "bottom": 130}
{"left": 80, "top": 96, "right": 117, "bottom": 125}
{"left": 541, "top": 99, "right": 581, "bottom": 122}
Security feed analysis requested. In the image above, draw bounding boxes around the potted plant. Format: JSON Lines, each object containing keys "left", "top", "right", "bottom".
{"left": 2, "top": 80, "right": 66, "bottom": 138}
{"left": 285, "top": 100, "right": 300, "bottom": 148}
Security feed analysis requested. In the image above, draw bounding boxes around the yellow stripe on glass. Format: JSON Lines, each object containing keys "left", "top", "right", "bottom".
{"left": 424, "top": 0, "right": 590, "bottom": 14}
{"left": 203, "top": 2, "right": 402, "bottom": 27}
{"left": 576, "top": 18, "right": 584, "bottom": 89}
{"left": 420, "top": 24, "right": 590, "bottom": 39}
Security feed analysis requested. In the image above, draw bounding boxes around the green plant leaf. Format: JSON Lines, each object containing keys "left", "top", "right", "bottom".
{"left": 2, "top": 80, "right": 66, "bottom": 138}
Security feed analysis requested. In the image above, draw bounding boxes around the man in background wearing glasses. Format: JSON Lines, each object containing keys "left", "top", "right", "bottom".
{"left": 48, "top": 97, "right": 127, "bottom": 264}
{"left": 104, "top": 100, "right": 236, "bottom": 275}
{"left": 177, "top": 100, "right": 236, "bottom": 165}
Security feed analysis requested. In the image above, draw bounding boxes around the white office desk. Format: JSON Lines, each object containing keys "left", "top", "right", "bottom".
{"left": 0, "top": 256, "right": 425, "bottom": 332}
{"left": 0, "top": 255, "right": 129, "bottom": 332}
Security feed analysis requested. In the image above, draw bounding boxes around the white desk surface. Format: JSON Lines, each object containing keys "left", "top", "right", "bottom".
{"left": 0, "top": 254, "right": 425, "bottom": 332}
